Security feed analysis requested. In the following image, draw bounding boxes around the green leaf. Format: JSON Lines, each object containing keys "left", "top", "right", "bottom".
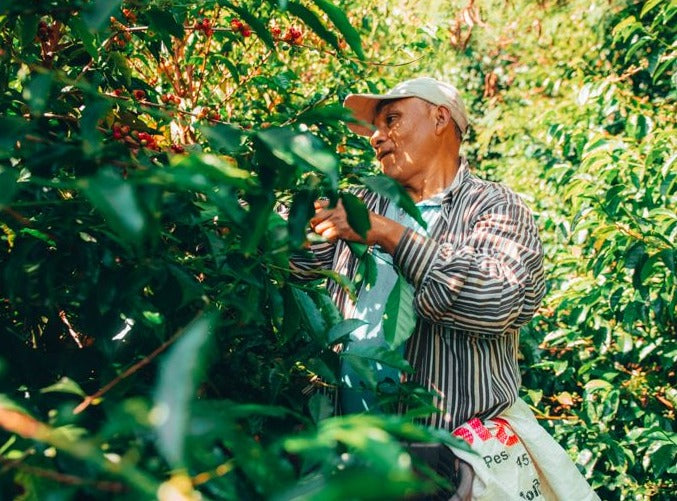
{"left": 611, "top": 15, "right": 639, "bottom": 43}
{"left": 147, "top": 7, "right": 184, "bottom": 48}
{"left": 20, "top": 228, "right": 56, "bottom": 247}
{"left": 83, "top": 0, "right": 123, "bottom": 33}
{"left": 23, "top": 72, "right": 52, "bottom": 115}
{"left": 18, "top": 14, "right": 39, "bottom": 49}
{"left": 222, "top": 1, "right": 276, "bottom": 48}
{"left": 308, "top": 393, "right": 333, "bottom": 423}
{"left": 240, "top": 193, "right": 275, "bottom": 255}
{"left": 383, "top": 274, "right": 416, "bottom": 349}
{"left": 327, "top": 318, "right": 366, "bottom": 344}
{"left": 69, "top": 17, "right": 98, "bottom": 58}
{"left": 288, "top": 1, "right": 340, "bottom": 52}
{"left": 80, "top": 168, "right": 149, "bottom": 245}
{"left": 0, "top": 117, "right": 26, "bottom": 156}
{"left": 201, "top": 123, "right": 249, "bottom": 154}
{"left": 288, "top": 189, "right": 316, "bottom": 248}
{"left": 0, "top": 167, "right": 19, "bottom": 208}
{"left": 640, "top": 0, "right": 664, "bottom": 18}
{"left": 353, "top": 251, "right": 378, "bottom": 290}
{"left": 649, "top": 443, "right": 677, "bottom": 476}
{"left": 257, "top": 128, "right": 339, "bottom": 190}
{"left": 313, "top": 0, "right": 365, "bottom": 59}
{"left": 340, "top": 192, "right": 371, "bottom": 239}
{"left": 291, "top": 286, "right": 327, "bottom": 342}
{"left": 344, "top": 345, "right": 413, "bottom": 373}
{"left": 294, "top": 103, "right": 354, "bottom": 126}
{"left": 40, "top": 377, "right": 86, "bottom": 398}
{"left": 361, "top": 174, "right": 426, "bottom": 229}
{"left": 154, "top": 312, "right": 217, "bottom": 468}
{"left": 80, "top": 98, "right": 111, "bottom": 157}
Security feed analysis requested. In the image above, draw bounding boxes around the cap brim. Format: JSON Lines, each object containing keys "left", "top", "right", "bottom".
{"left": 343, "top": 93, "right": 416, "bottom": 136}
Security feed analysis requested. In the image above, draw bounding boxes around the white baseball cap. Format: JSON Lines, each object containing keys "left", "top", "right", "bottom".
{"left": 343, "top": 77, "right": 469, "bottom": 137}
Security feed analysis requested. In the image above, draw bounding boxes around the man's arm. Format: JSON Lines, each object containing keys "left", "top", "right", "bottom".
{"left": 310, "top": 190, "right": 545, "bottom": 335}
{"left": 289, "top": 241, "right": 336, "bottom": 279}
{"left": 392, "top": 192, "right": 545, "bottom": 335}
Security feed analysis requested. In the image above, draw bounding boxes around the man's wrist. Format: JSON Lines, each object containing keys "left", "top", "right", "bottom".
{"left": 368, "top": 213, "right": 406, "bottom": 255}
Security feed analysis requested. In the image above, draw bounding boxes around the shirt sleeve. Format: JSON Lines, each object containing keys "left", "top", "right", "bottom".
{"left": 393, "top": 191, "right": 545, "bottom": 335}
{"left": 289, "top": 241, "right": 336, "bottom": 280}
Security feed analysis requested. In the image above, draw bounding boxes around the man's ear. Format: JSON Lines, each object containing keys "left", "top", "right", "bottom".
{"left": 434, "top": 106, "right": 452, "bottom": 135}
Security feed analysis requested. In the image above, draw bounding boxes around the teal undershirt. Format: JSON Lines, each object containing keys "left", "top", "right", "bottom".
{"left": 339, "top": 191, "right": 447, "bottom": 414}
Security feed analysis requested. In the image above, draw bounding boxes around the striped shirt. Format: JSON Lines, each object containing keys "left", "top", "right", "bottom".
{"left": 291, "top": 158, "right": 545, "bottom": 431}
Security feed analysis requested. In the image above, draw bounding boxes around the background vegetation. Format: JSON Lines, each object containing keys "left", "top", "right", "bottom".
{"left": 0, "top": 0, "right": 674, "bottom": 499}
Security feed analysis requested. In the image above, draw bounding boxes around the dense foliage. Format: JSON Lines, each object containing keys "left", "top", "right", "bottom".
{"left": 0, "top": 0, "right": 674, "bottom": 499}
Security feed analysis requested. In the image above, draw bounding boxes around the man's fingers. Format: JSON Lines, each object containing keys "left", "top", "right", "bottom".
{"left": 314, "top": 198, "right": 330, "bottom": 211}
{"left": 320, "top": 226, "right": 338, "bottom": 243}
{"left": 310, "top": 210, "right": 328, "bottom": 227}
{"left": 312, "top": 219, "right": 333, "bottom": 235}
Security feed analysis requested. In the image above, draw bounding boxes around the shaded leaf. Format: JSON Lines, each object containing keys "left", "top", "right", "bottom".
{"left": 328, "top": 318, "right": 367, "bottom": 344}
{"left": 79, "top": 168, "right": 149, "bottom": 244}
{"left": 341, "top": 192, "right": 370, "bottom": 240}
{"left": 154, "top": 312, "right": 217, "bottom": 467}
{"left": 201, "top": 123, "right": 249, "bottom": 154}
{"left": 362, "top": 174, "right": 426, "bottom": 229}
{"left": 0, "top": 167, "right": 19, "bottom": 208}
{"left": 147, "top": 8, "right": 184, "bottom": 48}
{"left": 308, "top": 393, "right": 333, "bottom": 423}
{"left": 83, "top": 0, "right": 123, "bottom": 33}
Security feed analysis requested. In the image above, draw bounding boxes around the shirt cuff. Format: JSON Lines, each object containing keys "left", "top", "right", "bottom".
{"left": 393, "top": 228, "right": 439, "bottom": 287}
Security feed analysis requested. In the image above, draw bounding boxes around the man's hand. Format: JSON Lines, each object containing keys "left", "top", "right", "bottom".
{"left": 310, "top": 199, "right": 364, "bottom": 243}
{"left": 309, "top": 199, "right": 406, "bottom": 255}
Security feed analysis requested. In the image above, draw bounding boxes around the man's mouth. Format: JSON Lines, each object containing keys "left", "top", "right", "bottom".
{"left": 377, "top": 151, "right": 393, "bottom": 161}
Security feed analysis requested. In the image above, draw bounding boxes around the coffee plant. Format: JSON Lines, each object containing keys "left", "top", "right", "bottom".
{"left": 0, "top": 0, "right": 674, "bottom": 499}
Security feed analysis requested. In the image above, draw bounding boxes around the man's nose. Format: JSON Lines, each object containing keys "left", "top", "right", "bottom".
{"left": 370, "top": 127, "right": 385, "bottom": 149}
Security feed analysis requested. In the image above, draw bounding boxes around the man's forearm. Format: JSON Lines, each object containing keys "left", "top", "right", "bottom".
{"left": 367, "top": 212, "right": 407, "bottom": 255}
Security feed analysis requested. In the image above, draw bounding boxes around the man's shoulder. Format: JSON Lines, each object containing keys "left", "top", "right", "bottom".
{"left": 461, "top": 170, "right": 532, "bottom": 212}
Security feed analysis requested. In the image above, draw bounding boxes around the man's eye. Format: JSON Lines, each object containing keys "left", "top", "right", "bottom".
{"left": 386, "top": 115, "right": 397, "bottom": 125}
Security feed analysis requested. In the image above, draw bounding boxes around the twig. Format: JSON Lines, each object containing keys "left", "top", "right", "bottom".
{"left": 528, "top": 404, "right": 580, "bottom": 421}
{"left": 0, "top": 456, "right": 126, "bottom": 493}
{"left": 72, "top": 318, "right": 197, "bottom": 414}
{"left": 1, "top": 208, "right": 32, "bottom": 227}
{"left": 59, "top": 310, "right": 84, "bottom": 348}
{"left": 195, "top": 7, "right": 220, "bottom": 101}
{"left": 192, "top": 459, "right": 236, "bottom": 486}
{"left": 281, "top": 93, "right": 332, "bottom": 127}
{"left": 217, "top": 49, "right": 274, "bottom": 106}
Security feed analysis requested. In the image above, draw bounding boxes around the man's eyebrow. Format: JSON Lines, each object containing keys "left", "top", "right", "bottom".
{"left": 374, "top": 100, "right": 400, "bottom": 119}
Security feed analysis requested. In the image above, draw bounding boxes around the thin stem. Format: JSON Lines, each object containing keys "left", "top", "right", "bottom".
{"left": 73, "top": 312, "right": 204, "bottom": 415}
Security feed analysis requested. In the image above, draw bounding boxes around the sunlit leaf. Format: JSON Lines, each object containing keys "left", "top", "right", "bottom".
{"left": 40, "top": 377, "right": 86, "bottom": 398}
{"left": 383, "top": 274, "right": 416, "bottom": 349}
{"left": 288, "top": 2, "right": 340, "bottom": 52}
{"left": 313, "top": 0, "right": 365, "bottom": 59}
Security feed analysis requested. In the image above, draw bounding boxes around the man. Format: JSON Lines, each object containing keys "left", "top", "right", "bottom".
{"left": 293, "top": 77, "right": 598, "bottom": 500}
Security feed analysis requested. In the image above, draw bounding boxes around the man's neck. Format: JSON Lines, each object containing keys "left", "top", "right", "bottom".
{"left": 407, "top": 151, "right": 461, "bottom": 202}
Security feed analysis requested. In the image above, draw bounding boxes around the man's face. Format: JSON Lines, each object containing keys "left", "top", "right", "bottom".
{"left": 369, "top": 97, "right": 437, "bottom": 186}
